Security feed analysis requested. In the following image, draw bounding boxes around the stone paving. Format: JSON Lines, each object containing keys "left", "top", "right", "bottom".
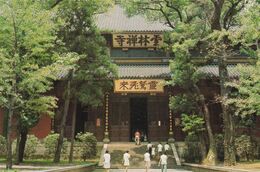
{"left": 93, "top": 169, "right": 192, "bottom": 172}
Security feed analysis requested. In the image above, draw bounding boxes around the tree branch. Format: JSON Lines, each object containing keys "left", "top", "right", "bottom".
{"left": 163, "top": 0, "right": 183, "bottom": 22}
{"left": 158, "top": 3, "right": 175, "bottom": 29}
{"left": 223, "top": 0, "right": 243, "bottom": 30}
{"left": 51, "top": 0, "right": 63, "bottom": 8}
{"left": 139, "top": 5, "right": 175, "bottom": 29}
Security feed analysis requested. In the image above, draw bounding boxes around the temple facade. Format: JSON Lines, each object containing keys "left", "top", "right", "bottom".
{"left": 54, "top": 5, "right": 235, "bottom": 142}
{"left": 1, "top": 5, "right": 259, "bottom": 142}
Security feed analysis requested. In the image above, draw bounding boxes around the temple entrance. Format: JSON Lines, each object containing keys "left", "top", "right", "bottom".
{"left": 130, "top": 97, "right": 148, "bottom": 141}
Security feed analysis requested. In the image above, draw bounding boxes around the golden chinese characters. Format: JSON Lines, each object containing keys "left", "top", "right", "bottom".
{"left": 114, "top": 79, "right": 164, "bottom": 93}
{"left": 113, "top": 33, "right": 163, "bottom": 48}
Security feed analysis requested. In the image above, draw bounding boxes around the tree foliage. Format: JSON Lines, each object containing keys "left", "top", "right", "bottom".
{"left": 121, "top": 0, "right": 259, "bottom": 165}
{"left": 54, "top": 0, "right": 117, "bottom": 106}
{"left": 0, "top": 0, "right": 74, "bottom": 167}
{"left": 227, "top": 61, "right": 260, "bottom": 117}
{"left": 181, "top": 114, "right": 205, "bottom": 136}
{"left": 51, "top": 0, "right": 116, "bottom": 163}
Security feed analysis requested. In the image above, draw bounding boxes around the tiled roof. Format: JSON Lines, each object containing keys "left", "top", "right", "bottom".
{"left": 95, "top": 5, "right": 171, "bottom": 32}
{"left": 118, "top": 64, "right": 170, "bottom": 78}
{"left": 57, "top": 64, "right": 240, "bottom": 79}
{"left": 118, "top": 64, "right": 239, "bottom": 78}
{"left": 198, "top": 65, "right": 239, "bottom": 78}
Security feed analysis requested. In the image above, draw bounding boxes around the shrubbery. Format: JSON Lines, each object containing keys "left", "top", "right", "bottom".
{"left": 74, "top": 132, "right": 97, "bottom": 161}
{"left": 1, "top": 131, "right": 97, "bottom": 161}
{"left": 24, "top": 135, "right": 40, "bottom": 158}
{"left": 214, "top": 134, "right": 224, "bottom": 161}
{"left": 43, "top": 132, "right": 68, "bottom": 159}
{"left": 235, "top": 135, "right": 257, "bottom": 161}
{"left": 0, "top": 135, "right": 6, "bottom": 157}
{"left": 183, "top": 134, "right": 202, "bottom": 163}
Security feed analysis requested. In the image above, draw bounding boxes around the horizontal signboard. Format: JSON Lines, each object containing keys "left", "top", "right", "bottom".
{"left": 113, "top": 33, "right": 163, "bottom": 48}
{"left": 114, "top": 79, "right": 165, "bottom": 93}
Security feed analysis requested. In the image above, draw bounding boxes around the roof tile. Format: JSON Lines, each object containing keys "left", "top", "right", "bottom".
{"left": 95, "top": 5, "right": 171, "bottom": 32}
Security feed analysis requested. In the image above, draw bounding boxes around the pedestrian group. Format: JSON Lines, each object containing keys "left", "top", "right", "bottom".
{"left": 103, "top": 142, "right": 170, "bottom": 172}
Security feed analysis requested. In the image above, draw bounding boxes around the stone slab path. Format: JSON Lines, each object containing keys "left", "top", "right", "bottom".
{"left": 93, "top": 169, "right": 192, "bottom": 172}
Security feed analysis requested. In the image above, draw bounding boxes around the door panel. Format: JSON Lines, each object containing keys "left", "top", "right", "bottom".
{"left": 110, "top": 95, "right": 130, "bottom": 141}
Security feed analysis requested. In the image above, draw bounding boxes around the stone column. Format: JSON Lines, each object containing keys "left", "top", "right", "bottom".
{"left": 103, "top": 93, "right": 110, "bottom": 143}
{"left": 168, "top": 93, "right": 175, "bottom": 143}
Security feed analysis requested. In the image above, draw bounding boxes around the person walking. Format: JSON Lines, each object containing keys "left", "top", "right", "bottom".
{"left": 103, "top": 150, "right": 111, "bottom": 172}
{"left": 123, "top": 150, "right": 130, "bottom": 172}
{"left": 157, "top": 142, "right": 163, "bottom": 156}
{"left": 164, "top": 142, "right": 170, "bottom": 153}
{"left": 158, "top": 152, "right": 168, "bottom": 172}
{"left": 144, "top": 150, "right": 151, "bottom": 172}
{"left": 151, "top": 145, "right": 156, "bottom": 159}
{"left": 134, "top": 130, "right": 141, "bottom": 145}
{"left": 147, "top": 141, "right": 152, "bottom": 156}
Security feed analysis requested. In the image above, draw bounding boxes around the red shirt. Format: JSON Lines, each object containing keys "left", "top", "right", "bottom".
{"left": 135, "top": 131, "right": 140, "bottom": 138}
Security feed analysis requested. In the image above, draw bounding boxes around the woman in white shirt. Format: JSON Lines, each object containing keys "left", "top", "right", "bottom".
{"left": 103, "top": 150, "right": 111, "bottom": 172}
{"left": 147, "top": 141, "right": 153, "bottom": 156}
{"left": 123, "top": 150, "right": 130, "bottom": 172}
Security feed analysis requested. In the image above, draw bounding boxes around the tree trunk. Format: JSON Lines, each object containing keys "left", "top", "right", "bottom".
{"left": 6, "top": 97, "right": 15, "bottom": 169}
{"left": 54, "top": 78, "right": 71, "bottom": 163}
{"left": 202, "top": 101, "right": 217, "bottom": 165}
{"left": 194, "top": 85, "right": 218, "bottom": 165}
{"left": 18, "top": 129, "right": 28, "bottom": 163}
{"left": 15, "top": 122, "right": 21, "bottom": 165}
{"left": 210, "top": 0, "right": 224, "bottom": 30}
{"left": 218, "top": 55, "right": 236, "bottom": 166}
{"left": 198, "top": 133, "right": 207, "bottom": 160}
{"left": 69, "top": 99, "right": 77, "bottom": 163}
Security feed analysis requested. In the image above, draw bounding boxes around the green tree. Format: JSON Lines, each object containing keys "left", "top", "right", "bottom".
{"left": 227, "top": 60, "right": 260, "bottom": 134}
{"left": 222, "top": 0, "right": 259, "bottom": 163}
{"left": 122, "top": 0, "right": 218, "bottom": 164}
{"left": 168, "top": 45, "right": 217, "bottom": 164}
{"left": 121, "top": 0, "right": 258, "bottom": 165}
{"left": 50, "top": 0, "right": 117, "bottom": 163}
{"left": 0, "top": 0, "right": 70, "bottom": 168}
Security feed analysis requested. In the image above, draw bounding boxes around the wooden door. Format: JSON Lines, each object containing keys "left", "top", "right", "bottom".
{"left": 109, "top": 94, "right": 130, "bottom": 141}
{"left": 148, "top": 94, "right": 169, "bottom": 141}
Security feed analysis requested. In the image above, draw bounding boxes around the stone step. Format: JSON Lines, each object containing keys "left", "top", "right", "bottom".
{"left": 101, "top": 142, "right": 177, "bottom": 169}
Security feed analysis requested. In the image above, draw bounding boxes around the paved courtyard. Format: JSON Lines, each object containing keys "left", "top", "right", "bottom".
{"left": 93, "top": 169, "right": 192, "bottom": 172}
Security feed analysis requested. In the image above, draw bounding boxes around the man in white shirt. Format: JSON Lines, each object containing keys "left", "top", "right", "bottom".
{"left": 159, "top": 152, "right": 168, "bottom": 172}
{"left": 123, "top": 150, "right": 130, "bottom": 172}
{"left": 157, "top": 142, "right": 163, "bottom": 155}
{"left": 144, "top": 150, "right": 151, "bottom": 172}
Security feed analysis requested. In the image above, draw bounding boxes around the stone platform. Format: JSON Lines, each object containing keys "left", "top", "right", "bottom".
{"left": 93, "top": 169, "right": 192, "bottom": 172}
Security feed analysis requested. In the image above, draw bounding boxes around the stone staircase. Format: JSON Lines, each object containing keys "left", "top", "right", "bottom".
{"left": 98, "top": 142, "right": 180, "bottom": 169}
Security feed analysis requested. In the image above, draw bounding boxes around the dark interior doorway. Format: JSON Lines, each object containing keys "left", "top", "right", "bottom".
{"left": 130, "top": 97, "right": 148, "bottom": 141}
